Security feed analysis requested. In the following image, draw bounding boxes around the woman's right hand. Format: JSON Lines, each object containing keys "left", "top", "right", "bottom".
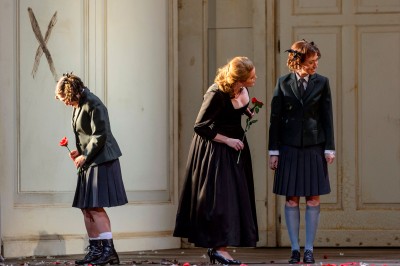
{"left": 213, "top": 133, "right": 244, "bottom": 151}
{"left": 226, "top": 138, "right": 244, "bottom": 151}
{"left": 269, "top": 155, "right": 279, "bottom": 170}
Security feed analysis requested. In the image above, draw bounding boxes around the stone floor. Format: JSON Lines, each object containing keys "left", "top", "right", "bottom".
{"left": 1, "top": 247, "right": 400, "bottom": 266}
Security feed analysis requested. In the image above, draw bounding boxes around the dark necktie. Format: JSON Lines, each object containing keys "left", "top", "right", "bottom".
{"left": 298, "top": 78, "right": 306, "bottom": 98}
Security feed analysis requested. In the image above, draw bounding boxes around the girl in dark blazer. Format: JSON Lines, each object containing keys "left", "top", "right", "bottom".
{"left": 268, "top": 40, "right": 335, "bottom": 264}
{"left": 55, "top": 73, "right": 127, "bottom": 265}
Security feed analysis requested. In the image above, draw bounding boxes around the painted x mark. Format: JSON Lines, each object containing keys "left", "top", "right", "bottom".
{"left": 28, "top": 7, "right": 58, "bottom": 81}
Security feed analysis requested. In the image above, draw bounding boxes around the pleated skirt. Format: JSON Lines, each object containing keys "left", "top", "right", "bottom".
{"left": 273, "top": 145, "right": 331, "bottom": 197}
{"left": 72, "top": 159, "right": 128, "bottom": 208}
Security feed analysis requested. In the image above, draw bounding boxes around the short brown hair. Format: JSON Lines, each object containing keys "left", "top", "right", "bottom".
{"left": 286, "top": 40, "right": 321, "bottom": 72}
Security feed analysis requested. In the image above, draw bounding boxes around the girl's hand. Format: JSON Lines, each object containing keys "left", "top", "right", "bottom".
{"left": 269, "top": 155, "right": 279, "bottom": 170}
{"left": 69, "top": 150, "right": 80, "bottom": 160}
{"left": 74, "top": 155, "right": 86, "bottom": 169}
{"left": 325, "top": 153, "right": 335, "bottom": 164}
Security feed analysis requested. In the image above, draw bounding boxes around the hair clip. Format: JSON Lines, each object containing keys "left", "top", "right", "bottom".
{"left": 62, "top": 71, "right": 73, "bottom": 78}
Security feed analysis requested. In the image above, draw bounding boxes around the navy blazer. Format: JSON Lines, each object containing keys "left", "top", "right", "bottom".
{"left": 268, "top": 73, "right": 335, "bottom": 151}
{"left": 72, "top": 88, "right": 122, "bottom": 167}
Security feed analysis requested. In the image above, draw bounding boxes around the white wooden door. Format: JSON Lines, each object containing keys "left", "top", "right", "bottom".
{"left": 0, "top": 0, "right": 179, "bottom": 257}
{"left": 276, "top": 0, "right": 400, "bottom": 247}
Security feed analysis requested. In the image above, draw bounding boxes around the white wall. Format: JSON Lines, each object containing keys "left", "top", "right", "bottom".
{"left": 0, "top": 0, "right": 179, "bottom": 257}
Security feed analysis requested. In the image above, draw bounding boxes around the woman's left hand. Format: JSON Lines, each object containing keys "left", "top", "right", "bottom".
{"left": 74, "top": 155, "right": 86, "bottom": 168}
{"left": 245, "top": 107, "right": 254, "bottom": 118}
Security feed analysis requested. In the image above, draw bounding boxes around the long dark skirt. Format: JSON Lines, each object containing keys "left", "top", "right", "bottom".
{"left": 72, "top": 159, "right": 128, "bottom": 208}
{"left": 273, "top": 145, "right": 331, "bottom": 197}
{"left": 173, "top": 134, "right": 259, "bottom": 248}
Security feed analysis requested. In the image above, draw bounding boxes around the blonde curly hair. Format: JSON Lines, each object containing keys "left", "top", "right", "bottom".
{"left": 214, "top": 56, "right": 254, "bottom": 98}
{"left": 286, "top": 40, "right": 321, "bottom": 72}
{"left": 55, "top": 72, "right": 85, "bottom": 102}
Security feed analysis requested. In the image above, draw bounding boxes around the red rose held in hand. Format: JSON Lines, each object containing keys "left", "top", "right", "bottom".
{"left": 237, "top": 97, "right": 264, "bottom": 164}
{"left": 59, "top": 136, "right": 68, "bottom": 147}
{"left": 59, "top": 136, "right": 71, "bottom": 153}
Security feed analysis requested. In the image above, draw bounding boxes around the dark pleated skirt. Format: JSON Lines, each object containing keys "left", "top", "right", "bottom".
{"left": 273, "top": 145, "right": 331, "bottom": 197}
{"left": 72, "top": 159, "right": 128, "bottom": 208}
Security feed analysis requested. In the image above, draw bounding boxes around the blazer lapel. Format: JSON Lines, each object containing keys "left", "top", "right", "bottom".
{"left": 72, "top": 106, "right": 83, "bottom": 132}
{"left": 302, "top": 74, "right": 317, "bottom": 102}
{"left": 288, "top": 73, "right": 302, "bottom": 101}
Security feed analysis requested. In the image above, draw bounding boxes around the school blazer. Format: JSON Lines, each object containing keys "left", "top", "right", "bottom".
{"left": 268, "top": 73, "right": 335, "bottom": 151}
{"left": 72, "top": 88, "right": 122, "bottom": 168}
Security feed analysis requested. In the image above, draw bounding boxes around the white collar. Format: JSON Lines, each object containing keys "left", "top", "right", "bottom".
{"left": 295, "top": 73, "right": 309, "bottom": 82}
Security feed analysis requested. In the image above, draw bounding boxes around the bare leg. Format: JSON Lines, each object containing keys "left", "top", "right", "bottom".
{"left": 286, "top": 196, "right": 300, "bottom": 207}
{"left": 82, "top": 207, "right": 112, "bottom": 237}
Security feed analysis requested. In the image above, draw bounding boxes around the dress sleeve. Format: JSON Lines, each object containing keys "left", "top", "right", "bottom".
{"left": 193, "top": 89, "right": 225, "bottom": 140}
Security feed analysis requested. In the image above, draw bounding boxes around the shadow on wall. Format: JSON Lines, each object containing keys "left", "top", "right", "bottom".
{"left": 33, "top": 231, "right": 66, "bottom": 257}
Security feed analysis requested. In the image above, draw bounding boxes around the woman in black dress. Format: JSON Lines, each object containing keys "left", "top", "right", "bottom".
{"left": 268, "top": 40, "right": 335, "bottom": 264}
{"left": 55, "top": 73, "right": 128, "bottom": 265}
{"left": 174, "top": 57, "right": 259, "bottom": 264}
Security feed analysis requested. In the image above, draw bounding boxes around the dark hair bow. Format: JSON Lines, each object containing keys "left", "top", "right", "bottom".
{"left": 285, "top": 49, "right": 303, "bottom": 59}
{"left": 302, "top": 39, "right": 315, "bottom": 46}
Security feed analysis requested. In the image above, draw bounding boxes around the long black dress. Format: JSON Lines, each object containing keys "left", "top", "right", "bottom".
{"left": 173, "top": 84, "right": 259, "bottom": 248}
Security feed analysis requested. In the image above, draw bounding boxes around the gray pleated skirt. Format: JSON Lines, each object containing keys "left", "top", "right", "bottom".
{"left": 273, "top": 145, "right": 331, "bottom": 197}
{"left": 72, "top": 159, "right": 128, "bottom": 208}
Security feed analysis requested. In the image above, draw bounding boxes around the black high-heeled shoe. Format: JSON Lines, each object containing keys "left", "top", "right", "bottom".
{"left": 207, "top": 248, "right": 241, "bottom": 265}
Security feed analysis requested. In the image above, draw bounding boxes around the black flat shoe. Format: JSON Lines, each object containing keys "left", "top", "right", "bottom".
{"left": 288, "top": 250, "right": 300, "bottom": 264}
{"left": 303, "top": 249, "right": 315, "bottom": 264}
{"left": 207, "top": 249, "right": 241, "bottom": 265}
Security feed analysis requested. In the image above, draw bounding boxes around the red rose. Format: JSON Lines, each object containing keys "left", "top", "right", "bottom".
{"left": 237, "top": 97, "right": 264, "bottom": 163}
{"left": 59, "top": 136, "right": 71, "bottom": 153}
{"left": 59, "top": 136, "right": 68, "bottom": 147}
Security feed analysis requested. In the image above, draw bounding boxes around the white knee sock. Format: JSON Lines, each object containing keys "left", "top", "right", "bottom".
{"left": 98, "top": 232, "right": 113, "bottom": 239}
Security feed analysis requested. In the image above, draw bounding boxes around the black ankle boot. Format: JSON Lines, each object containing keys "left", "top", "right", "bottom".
{"left": 91, "top": 239, "right": 120, "bottom": 265}
{"left": 75, "top": 239, "right": 103, "bottom": 265}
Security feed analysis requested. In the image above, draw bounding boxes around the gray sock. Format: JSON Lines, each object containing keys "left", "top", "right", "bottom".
{"left": 285, "top": 205, "right": 300, "bottom": 251}
{"left": 305, "top": 205, "right": 320, "bottom": 251}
